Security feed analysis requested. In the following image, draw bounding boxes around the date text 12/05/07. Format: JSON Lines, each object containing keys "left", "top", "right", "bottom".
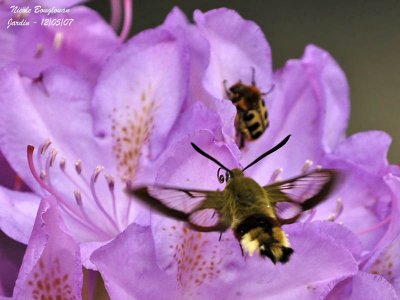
{"left": 41, "top": 18, "right": 74, "bottom": 26}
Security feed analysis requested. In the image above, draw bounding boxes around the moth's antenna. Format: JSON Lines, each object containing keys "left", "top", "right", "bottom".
{"left": 191, "top": 143, "right": 231, "bottom": 173}
{"left": 241, "top": 135, "right": 291, "bottom": 173}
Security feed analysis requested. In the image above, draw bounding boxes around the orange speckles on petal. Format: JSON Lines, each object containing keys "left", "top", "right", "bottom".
{"left": 110, "top": 93, "right": 157, "bottom": 181}
{"left": 369, "top": 240, "right": 400, "bottom": 284}
{"left": 168, "top": 224, "right": 224, "bottom": 297}
{"left": 27, "top": 257, "right": 77, "bottom": 300}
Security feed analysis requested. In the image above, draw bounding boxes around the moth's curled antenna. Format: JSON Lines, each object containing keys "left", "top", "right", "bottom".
{"left": 217, "top": 168, "right": 225, "bottom": 183}
{"left": 217, "top": 168, "right": 231, "bottom": 184}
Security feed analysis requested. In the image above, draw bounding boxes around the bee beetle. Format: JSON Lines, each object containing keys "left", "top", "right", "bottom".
{"left": 224, "top": 68, "right": 272, "bottom": 149}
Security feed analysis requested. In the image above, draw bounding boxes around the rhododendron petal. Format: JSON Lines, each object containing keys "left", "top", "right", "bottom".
{"left": 13, "top": 197, "right": 82, "bottom": 299}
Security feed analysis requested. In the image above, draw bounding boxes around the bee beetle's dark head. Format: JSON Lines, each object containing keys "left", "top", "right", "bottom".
{"left": 229, "top": 82, "right": 245, "bottom": 93}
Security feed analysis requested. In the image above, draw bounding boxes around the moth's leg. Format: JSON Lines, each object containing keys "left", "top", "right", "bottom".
{"left": 251, "top": 66, "right": 256, "bottom": 86}
{"left": 218, "top": 232, "right": 223, "bottom": 241}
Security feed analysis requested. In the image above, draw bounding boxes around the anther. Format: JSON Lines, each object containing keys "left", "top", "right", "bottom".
{"left": 75, "top": 160, "right": 82, "bottom": 175}
{"left": 39, "top": 139, "right": 52, "bottom": 155}
{"left": 27, "top": 143, "right": 112, "bottom": 239}
{"left": 74, "top": 190, "right": 82, "bottom": 206}
{"left": 302, "top": 160, "right": 313, "bottom": 174}
{"left": 49, "top": 149, "right": 58, "bottom": 167}
{"left": 92, "top": 166, "right": 104, "bottom": 182}
{"left": 327, "top": 197, "right": 343, "bottom": 222}
{"left": 304, "top": 208, "right": 317, "bottom": 223}
{"left": 60, "top": 157, "right": 66, "bottom": 171}
{"left": 270, "top": 168, "right": 283, "bottom": 183}
{"left": 53, "top": 32, "right": 64, "bottom": 50}
{"left": 105, "top": 173, "right": 115, "bottom": 191}
{"left": 316, "top": 164, "right": 322, "bottom": 170}
{"left": 34, "top": 44, "right": 44, "bottom": 59}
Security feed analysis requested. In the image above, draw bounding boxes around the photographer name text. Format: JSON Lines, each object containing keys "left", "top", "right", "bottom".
{"left": 7, "top": 5, "right": 74, "bottom": 29}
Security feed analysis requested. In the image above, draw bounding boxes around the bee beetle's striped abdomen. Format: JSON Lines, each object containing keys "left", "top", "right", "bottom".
{"left": 234, "top": 214, "right": 294, "bottom": 264}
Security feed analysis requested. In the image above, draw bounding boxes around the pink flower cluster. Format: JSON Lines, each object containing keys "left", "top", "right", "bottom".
{"left": 0, "top": 1, "right": 399, "bottom": 299}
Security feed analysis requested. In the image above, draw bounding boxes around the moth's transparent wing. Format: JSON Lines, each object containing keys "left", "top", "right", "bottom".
{"left": 128, "top": 186, "right": 228, "bottom": 232}
{"left": 264, "top": 169, "right": 337, "bottom": 224}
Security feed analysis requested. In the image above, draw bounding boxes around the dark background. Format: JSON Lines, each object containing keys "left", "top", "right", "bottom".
{"left": 90, "top": 0, "right": 400, "bottom": 163}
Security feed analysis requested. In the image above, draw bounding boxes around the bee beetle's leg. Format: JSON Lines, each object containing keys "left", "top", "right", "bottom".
{"left": 251, "top": 66, "right": 256, "bottom": 86}
{"left": 218, "top": 232, "right": 223, "bottom": 241}
{"left": 223, "top": 79, "right": 230, "bottom": 97}
{"left": 239, "top": 134, "right": 245, "bottom": 149}
{"left": 239, "top": 243, "right": 245, "bottom": 257}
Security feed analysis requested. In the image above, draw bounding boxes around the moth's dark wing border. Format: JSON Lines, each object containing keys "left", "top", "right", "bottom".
{"left": 264, "top": 169, "right": 338, "bottom": 224}
{"left": 130, "top": 187, "right": 189, "bottom": 222}
{"left": 127, "top": 185, "right": 228, "bottom": 232}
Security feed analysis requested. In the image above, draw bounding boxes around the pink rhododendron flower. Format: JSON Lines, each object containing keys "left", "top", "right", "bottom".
{"left": 92, "top": 8, "right": 399, "bottom": 299}
{"left": 0, "top": 3, "right": 399, "bottom": 300}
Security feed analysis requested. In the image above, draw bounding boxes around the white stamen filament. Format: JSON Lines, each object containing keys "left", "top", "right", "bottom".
{"left": 73, "top": 189, "right": 102, "bottom": 231}
{"left": 90, "top": 166, "right": 120, "bottom": 232}
{"left": 124, "top": 185, "right": 133, "bottom": 226}
{"left": 27, "top": 144, "right": 125, "bottom": 238}
{"left": 327, "top": 197, "right": 343, "bottom": 222}
{"left": 27, "top": 145, "right": 108, "bottom": 237}
{"left": 357, "top": 215, "right": 392, "bottom": 235}
{"left": 304, "top": 208, "right": 317, "bottom": 223}
{"left": 58, "top": 160, "right": 119, "bottom": 234}
{"left": 105, "top": 173, "right": 119, "bottom": 225}
{"left": 123, "top": 180, "right": 134, "bottom": 226}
